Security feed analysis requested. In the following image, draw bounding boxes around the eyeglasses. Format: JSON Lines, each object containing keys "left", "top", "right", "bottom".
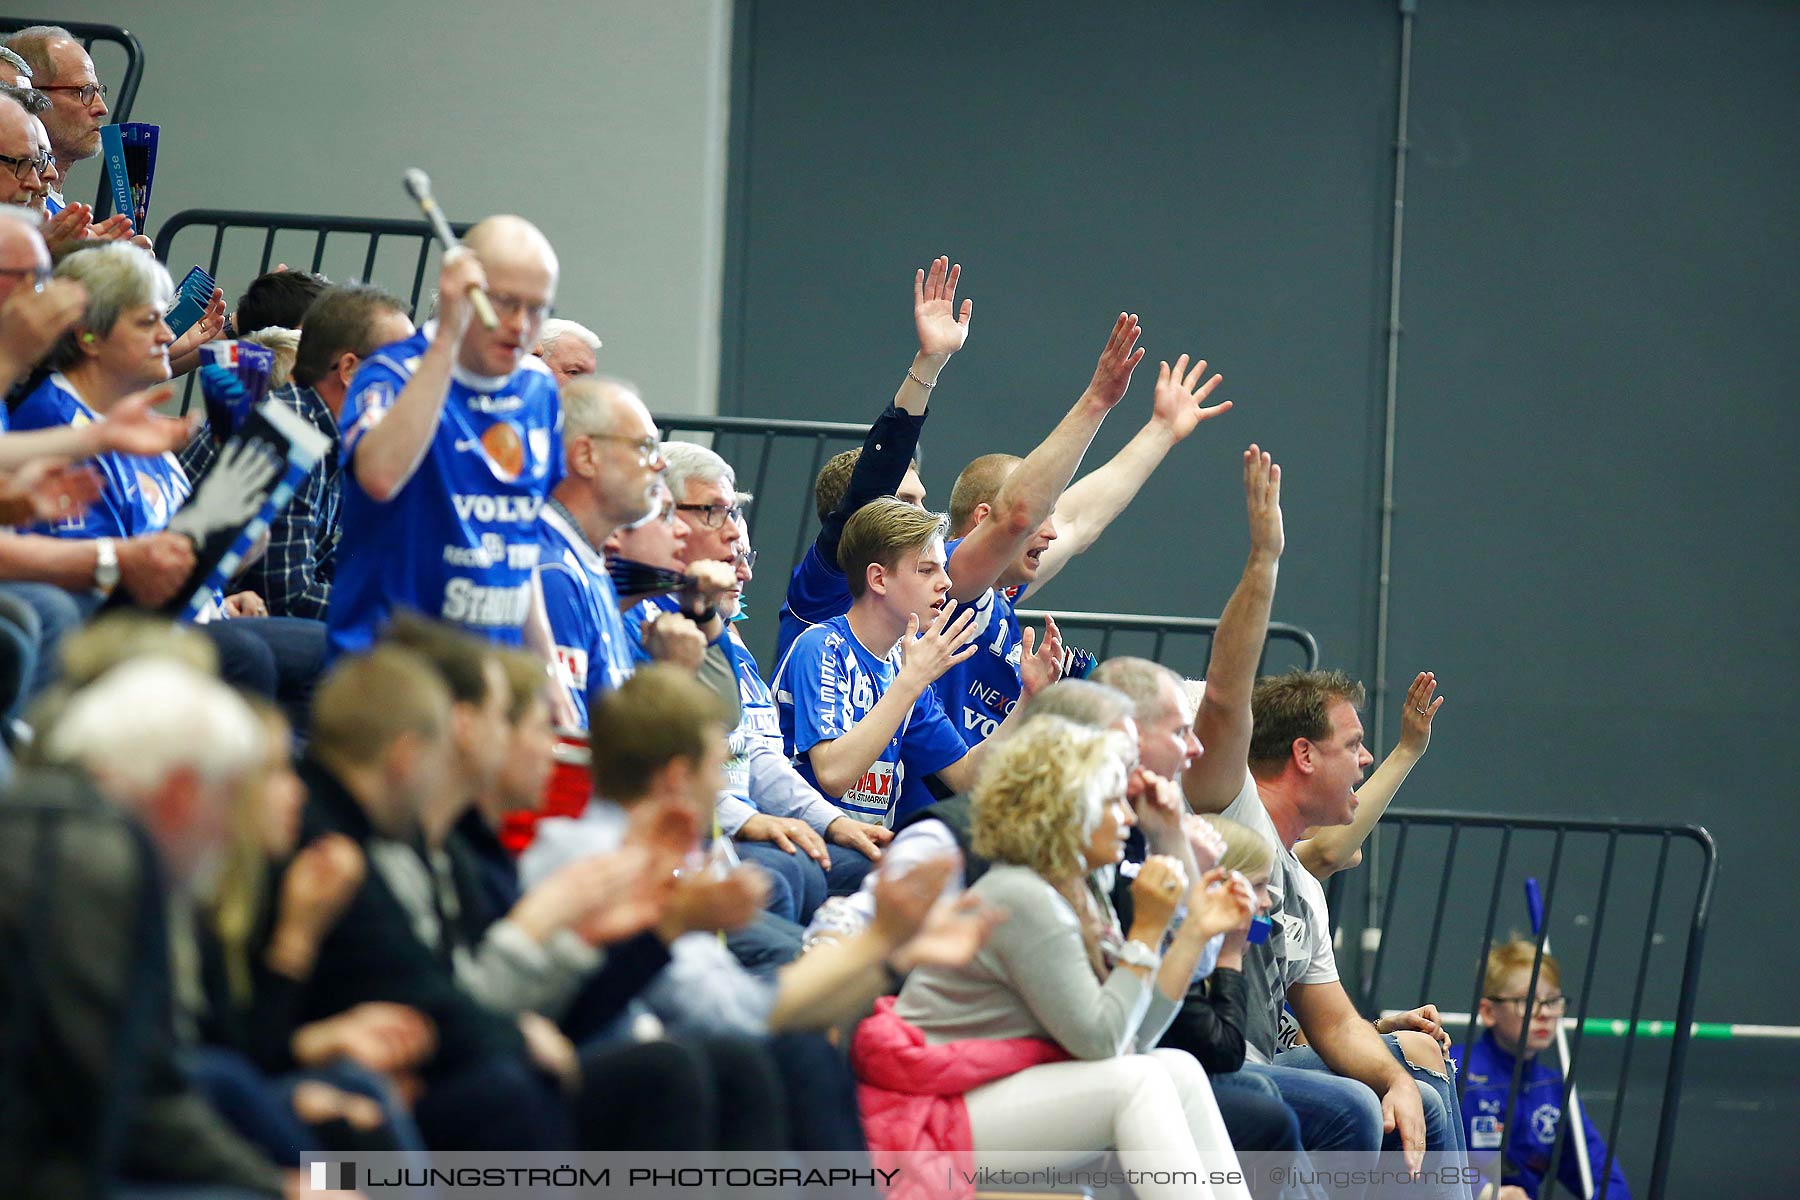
{"left": 0, "top": 150, "right": 50, "bottom": 181}
{"left": 735, "top": 546, "right": 758, "bottom": 569}
{"left": 38, "top": 82, "right": 108, "bottom": 106}
{"left": 486, "top": 292, "right": 550, "bottom": 322}
{"left": 675, "top": 501, "right": 743, "bottom": 529}
{"left": 589, "top": 432, "right": 662, "bottom": 466}
{"left": 1487, "top": 994, "right": 1568, "bottom": 1013}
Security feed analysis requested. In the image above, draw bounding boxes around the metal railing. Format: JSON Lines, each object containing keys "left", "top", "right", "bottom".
{"left": 0, "top": 19, "right": 145, "bottom": 215}
{"left": 1328, "top": 809, "right": 1716, "bottom": 1200}
{"left": 1014, "top": 609, "right": 1320, "bottom": 678}
{"left": 152, "top": 209, "right": 470, "bottom": 413}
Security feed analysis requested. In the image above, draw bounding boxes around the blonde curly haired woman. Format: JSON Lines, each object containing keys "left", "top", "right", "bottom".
{"left": 890, "top": 715, "right": 1255, "bottom": 1199}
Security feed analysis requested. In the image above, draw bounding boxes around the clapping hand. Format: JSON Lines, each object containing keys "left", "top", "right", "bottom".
{"left": 895, "top": 599, "right": 980, "bottom": 690}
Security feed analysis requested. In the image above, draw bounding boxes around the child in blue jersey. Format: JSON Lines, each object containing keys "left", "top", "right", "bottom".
{"left": 774, "top": 497, "right": 1058, "bottom": 828}
{"left": 533, "top": 376, "right": 670, "bottom": 726}
{"left": 328, "top": 217, "right": 565, "bottom": 671}
{"left": 1465, "top": 940, "right": 1632, "bottom": 1200}
{"left": 773, "top": 255, "right": 969, "bottom": 668}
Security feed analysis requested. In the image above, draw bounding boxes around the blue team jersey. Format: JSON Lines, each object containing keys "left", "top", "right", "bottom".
{"left": 772, "top": 614, "right": 967, "bottom": 827}
{"left": 721, "top": 626, "right": 781, "bottom": 807}
{"left": 328, "top": 327, "right": 563, "bottom": 656}
{"left": 536, "top": 503, "right": 634, "bottom": 728}
{"left": 773, "top": 541, "right": 852, "bottom": 679}
{"left": 11, "top": 372, "right": 193, "bottom": 539}
{"left": 930, "top": 537, "right": 1027, "bottom": 749}
{"left": 1463, "top": 1030, "right": 1632, "bottom": 1200}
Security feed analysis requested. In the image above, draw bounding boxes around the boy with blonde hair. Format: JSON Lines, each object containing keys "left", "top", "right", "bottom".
{"left": 1465, "top": 939, "right": 1632, "bottom": 1199}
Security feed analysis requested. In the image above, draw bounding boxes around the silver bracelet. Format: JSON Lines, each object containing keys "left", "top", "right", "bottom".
{"left": 906, "top": 367, "right": 936, "bottom": 390}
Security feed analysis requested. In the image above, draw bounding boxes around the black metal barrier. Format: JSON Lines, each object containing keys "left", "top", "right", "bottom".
{"left": 1327, "top": 810, "right": 1715, "bottom": 1200}
{"left": 1015, "top": 608, "right": 1319, "bottom": 679}
{"left": 152, "top": 209, "right": 471, "bottom": 414}
{"left": 0, "top": 18, "right": 145, "bottom": 214}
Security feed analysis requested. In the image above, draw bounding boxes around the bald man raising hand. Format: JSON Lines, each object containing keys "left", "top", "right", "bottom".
{"left": 328, "top": 216, "right": 572, "bottom": 720}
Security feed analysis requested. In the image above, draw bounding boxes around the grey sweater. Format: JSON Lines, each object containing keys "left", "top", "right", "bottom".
{"left": 894, "top": 864, "right": 1179, "bottom": 1060}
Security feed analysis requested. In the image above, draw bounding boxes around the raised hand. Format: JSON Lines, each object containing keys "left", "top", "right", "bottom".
{"left": 93, "top": 384, "right": 198, "bottom": 457}
{"left": 1127, "top": 766, "right": 1184, "bottom": 852}
{"left": 1397, "top": 671, "right": 1444, "bottom": 757}
{"left": 1152, "top": 353, "right": 1229, "bottom": 442}
{"left": 1085, "top": 312, "right": 1147, "bottom": 410}
{"left": 1243, "top": 443, "right": 1284, "bottom": 560}
{"left": 87, "top": 213, "right": 137, "bottom": 243}
{"left": 1018, "top": 615, "right": 1064, "bottom": 698}
{"left": 278, "top": 833, "right": 367, "bottom": 940}
{"left": 913, "top": 255, "right": 972, "bottom": 359}
{"left": 433, "top": 247, "right": 487, "bottom": 345}
{"left": 895, "top": 599, "right": 980, "bottom": 690}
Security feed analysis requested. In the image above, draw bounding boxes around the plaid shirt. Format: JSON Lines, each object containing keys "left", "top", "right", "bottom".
{"left": 178, "top": 382, "right": 342, "bottom": 620}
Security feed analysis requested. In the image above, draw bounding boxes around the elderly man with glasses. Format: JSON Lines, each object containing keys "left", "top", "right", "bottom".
{"left": 2, "top": 27, "right": 107, "bottom": 214}
{"left": 0, "top": 90, "right": 50, "bottom": 211}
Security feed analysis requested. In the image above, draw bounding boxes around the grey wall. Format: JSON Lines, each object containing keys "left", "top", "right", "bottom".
{"left": 62, "top": 0, "right": 731, "bottom": 415}
{"left": 725, "top": 0, "right": 1798, "bottom": 1191}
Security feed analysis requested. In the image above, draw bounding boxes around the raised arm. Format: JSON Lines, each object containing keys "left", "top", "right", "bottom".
{"left": 816, "top": 257, "right": 970, "bottom": 561}
{"left": 945, "top": 313, "right": 1144, "bottom": 602}
{"left": 1185, "top": 446, "right": 1284, "bottom": 814}
{"left": 351, "top": 249, "right": 484, "bottom": 501}
{"left": 1297, "top": 672, "right": 1442, "bottom": 879}
{"left": 805, "top": 604, "right": 979, "bottom": 797}
{"left": 1024, "top": 353, "right": 1228, "bottom": 598}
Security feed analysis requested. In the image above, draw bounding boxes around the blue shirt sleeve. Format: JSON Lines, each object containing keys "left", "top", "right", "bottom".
{"left": 537, "top": 561, "right": 597, "bottom": 728}
{"left": 780, "top": 628, "right": 845, "bottom": 757}
{"left": 339, "top": 359, "right": 406, "bottom": 465}
{"left": 900, "top": 682, "right": 971, "bottom": 778}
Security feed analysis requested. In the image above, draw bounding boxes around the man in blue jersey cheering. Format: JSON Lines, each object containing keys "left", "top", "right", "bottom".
{"left": 774, "top": 497, "right": 1062, "bottom": 828}
{"left": 329, "top": 215, "right": 571, "bottom": 720}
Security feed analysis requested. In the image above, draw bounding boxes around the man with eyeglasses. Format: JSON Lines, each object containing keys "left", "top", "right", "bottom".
{"left": 0, "top": 90, "right": 50, "bottom": 211}
{"left": 536, "top": 375, "right": 668, "bottom": 726}
{"left": 2, "top": 28, "right": 106, "bottom": 214}
{"left": 329, "top": 216, "right": 575, "bottom": 726}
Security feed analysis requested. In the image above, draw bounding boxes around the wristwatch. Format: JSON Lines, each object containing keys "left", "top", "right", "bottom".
{"left": 93, "top": 537, "right": 120, "bottom": 597}
{"left": 1115, "top": 939, "right": 1160, "bottom": 970}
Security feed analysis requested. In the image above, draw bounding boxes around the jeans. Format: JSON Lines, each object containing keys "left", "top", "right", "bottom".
{"left": 0, "top": 580, "right": 85, "bottom": 700}
{"left": 735, "top": 833, "right": 879, "bottom": 926}
{"left": 201, "top": 616, "right": 327, "bottom": 735}
{"left": 1274, "top": 1041, "right": 1473, "bottom": 1200}
{"left": 724, "top": 910, "right": 804, "bottom": 976}
{"left": 1240, "top": 1058, "right": 1383, "bottom": 1153}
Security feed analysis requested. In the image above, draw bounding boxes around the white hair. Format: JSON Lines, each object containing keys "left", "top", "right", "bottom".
{"left": 534, "top": 317, "right": 601, "bottom": 353}
{"left": 46, "top": 658, "right": 262, "bottom": 796}
{"left": 0, "top": 46, "right": 32, "bottom": 81}
{"left": 661, "top": 440, "right": 735, "bottom": 501}
{"left": 0, "top": 203, "right": 43, "bottom": 233}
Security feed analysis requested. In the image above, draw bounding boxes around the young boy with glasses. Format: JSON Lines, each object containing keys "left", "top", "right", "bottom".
{"left": 1465, "top": 938, "right": 1633, "bottom": 1199}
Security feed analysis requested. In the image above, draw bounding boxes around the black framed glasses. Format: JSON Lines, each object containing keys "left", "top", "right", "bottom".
{"left": 1486, "top": 994, "right": 1569, "bottom": 1013}
{"left": 0, "top": 264, "right": 51, "bottom": 293}
{"left": 0, "top": 150, "right": 50, "bottom": 181}
{"left": 38, "top": 82, "right": 108, "bottom": 105}
{"left": 675, "top": 501, "right": 743, "bottom": 529}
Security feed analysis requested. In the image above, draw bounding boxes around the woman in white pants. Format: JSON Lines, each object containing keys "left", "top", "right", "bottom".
{"left": 893, "top": 717, "right": 1256, "bottom": 1200}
